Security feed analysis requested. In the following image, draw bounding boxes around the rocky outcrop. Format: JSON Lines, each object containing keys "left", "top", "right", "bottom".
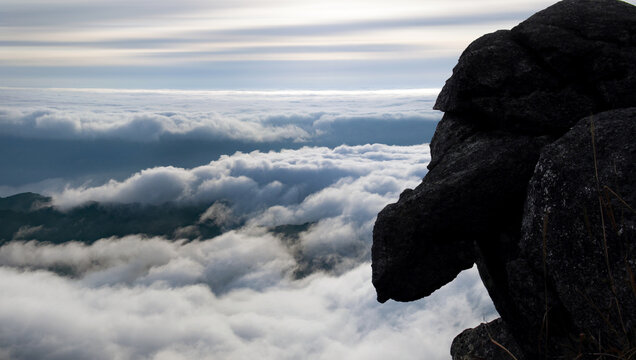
{"left": 434, "top": 0, "right": 636, "bottom": 135}
{"left": 515, "top": 109, "right": 636, "bottom": 352}
{"left": 372, "top": 122, "right": 549, "bottom": 303}
{"left": 450, "top": 318, "right": 524, "bottom": 360}
{"left": 372, "top": 0, "right": 636, "bottom": 358}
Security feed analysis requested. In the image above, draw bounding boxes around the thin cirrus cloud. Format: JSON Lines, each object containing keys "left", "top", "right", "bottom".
{"left": 0, "top": 0, "right": 563, "bottom": 88}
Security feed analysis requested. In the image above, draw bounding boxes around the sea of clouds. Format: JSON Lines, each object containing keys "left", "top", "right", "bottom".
{"left": 0, "top": 253, "right": 492, "bottom": 360}
{"left": 0, "top": 88, "right": 440, "bottom": 142}
{"left": 50, "top": 143, "right": 432, "bottom": 274}
{"left": 0, "top": 143, "right": 497, "bottom": 360}
{"left": 0, "top": 88, "right": 496, "bottom": 359}
{"left": 0, "top": 88, "right": 441, "bottom": 188}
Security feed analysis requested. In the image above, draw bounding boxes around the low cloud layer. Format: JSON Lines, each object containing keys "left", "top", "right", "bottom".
{"left": 0, "top": 231, "right": 293, "bottom": 292}
{"left": 48, "top": 144, "right": 429, "bottom": 267}
{"left": 52, "top": 143, "right": 430, "bottom": 211}
{"left": 0, "top": 107, "right": 309, "bottom": 143}
{"left": 0, "top": 236, "right": 495, "bottom": 360}
{"left": 1, "top": 141, "right": 497, "bottom": 358}
{"left": 0, "top": 88, "right": 440, "bottom": 187}
{"left": 0, "top": 88, "right": 439, "bottom": 143}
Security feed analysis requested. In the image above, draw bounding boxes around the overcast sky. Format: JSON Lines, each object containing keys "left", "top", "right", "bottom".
{"left": 0, "top": 0, "right": 569, "bottom": 89}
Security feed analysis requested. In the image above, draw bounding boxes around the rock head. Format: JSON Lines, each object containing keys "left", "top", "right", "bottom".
{"left": 372, "top": 0, "right": 636, "bottom": 358}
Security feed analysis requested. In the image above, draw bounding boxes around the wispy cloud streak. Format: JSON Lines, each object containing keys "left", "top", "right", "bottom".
{"left": 0, "top": 0, "right": 578, "bottom": 88}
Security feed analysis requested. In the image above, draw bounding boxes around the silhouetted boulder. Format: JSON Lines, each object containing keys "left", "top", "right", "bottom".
{"left": 434, "top": 0, "right": 636, "bottom": 135}
{"left": 372, "top": 0, "right": 636, "bottom": 358}
{"left": 372, "top": 132, "right": 547, "bottom": 303}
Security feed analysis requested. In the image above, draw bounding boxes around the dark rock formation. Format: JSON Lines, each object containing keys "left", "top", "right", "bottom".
{"left": 516, "top": 109, "right": 636, "bottom": 352}
{"left": 372, "top": 0, "right": 636, "bottom": 358}
{"left": 372, "top": 128, "right": 549, "bottom": 303}
{"left": 434, "top": 0, "right": 636, "bottom": 135}
{"left": 451, "top": 318, "right": 525, "bottom": 360}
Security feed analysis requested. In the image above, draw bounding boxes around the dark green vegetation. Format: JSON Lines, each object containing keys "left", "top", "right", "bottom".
{"left": 0, "top": 192, "right": 223, "bottom": 244}
{"left": 1, "top": 192, "right": 350, "bottom": 282}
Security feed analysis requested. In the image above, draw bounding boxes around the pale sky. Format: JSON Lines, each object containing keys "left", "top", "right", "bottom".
{"left": 0, "top": 0, "right": 574, "bottom": 89}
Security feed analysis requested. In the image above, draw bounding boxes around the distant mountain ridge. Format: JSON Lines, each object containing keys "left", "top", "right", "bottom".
{"left": 0, "top": 192, "right": 223, "bottom": 244}
{"left": 0, "top": 193, "right": 340, "bottom": 280}
{"left": 0, "top": 192, "right": 51, "bottom": 212}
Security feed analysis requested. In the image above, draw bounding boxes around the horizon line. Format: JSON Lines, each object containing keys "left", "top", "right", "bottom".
{"left": 0, "top": 86, "right": 441, "bottom": 96}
